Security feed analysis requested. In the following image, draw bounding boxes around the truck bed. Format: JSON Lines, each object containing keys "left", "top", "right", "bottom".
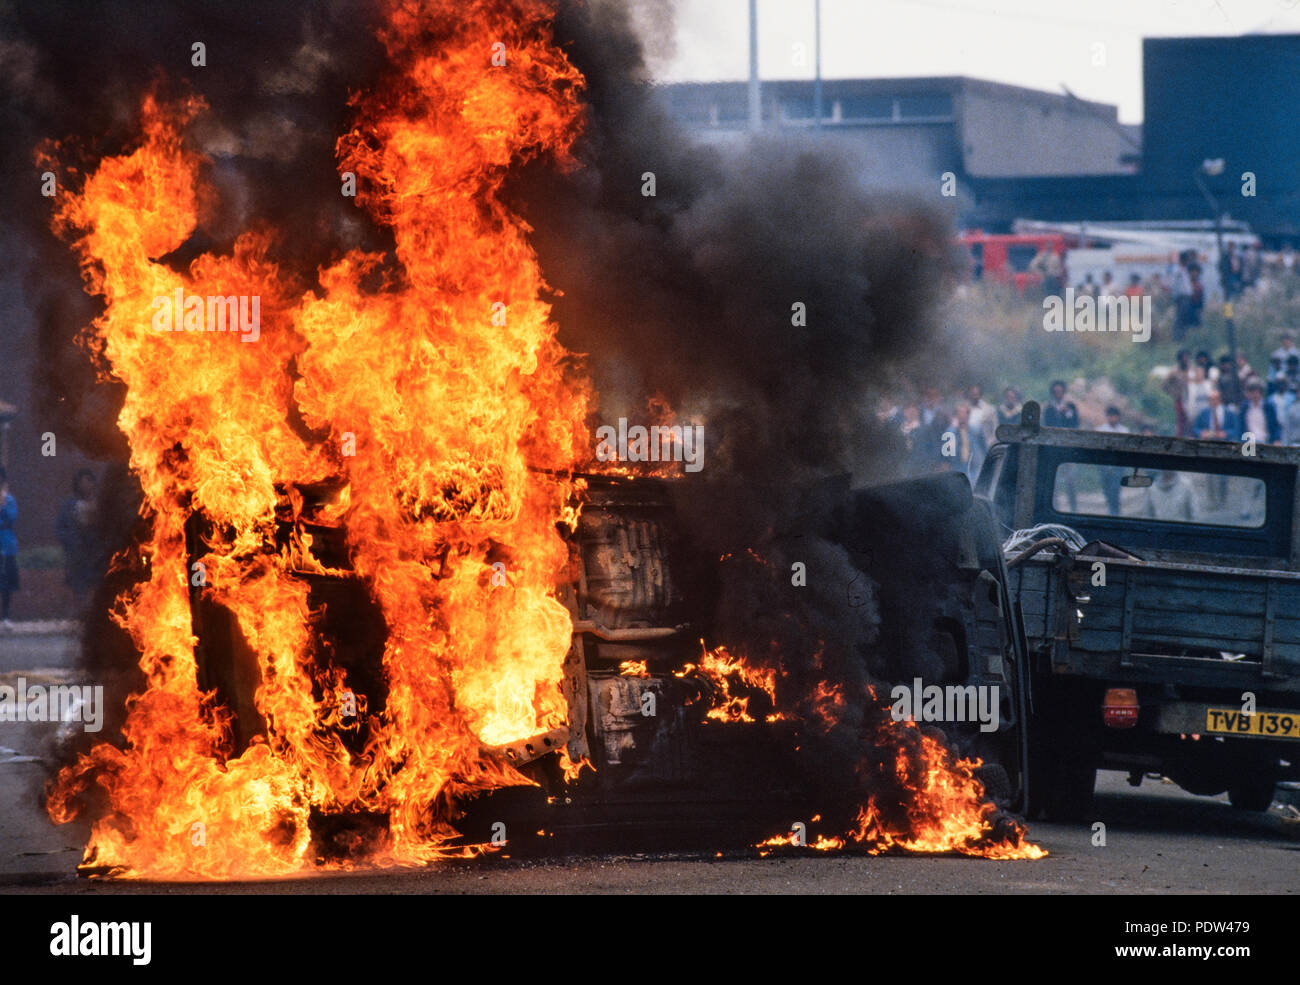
{"left": 1009, "top": 554, "right": 1300, "bottom": 691}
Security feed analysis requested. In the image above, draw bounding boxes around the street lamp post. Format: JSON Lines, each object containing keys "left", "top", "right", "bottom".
{"left": 1194, "top": 158, "right": 1235, "bottom": 365}
{"left": 813, "top": 0, "right": 823, "bottom": 128}
{"left": 748, "top": 0, "right": 761, "bottom": 131}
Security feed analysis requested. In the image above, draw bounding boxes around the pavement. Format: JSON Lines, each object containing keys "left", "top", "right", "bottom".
{"left": 0, "top": 621, "right": 80, "bottom": 669}
{"left": 3, "top": 623, "right": 1298, "bottom": 894}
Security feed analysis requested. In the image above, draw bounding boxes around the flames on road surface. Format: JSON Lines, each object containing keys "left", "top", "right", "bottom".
{"left": 760, "top": 708, "right": 1047, "bottom": 860}
{"left": 42, "top": 0, "right": 1042, "bottom": 878}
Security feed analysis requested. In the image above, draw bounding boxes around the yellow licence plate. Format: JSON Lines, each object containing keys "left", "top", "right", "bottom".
{"left": 1205, "top": 708, "right": 1300, "bottom": 740}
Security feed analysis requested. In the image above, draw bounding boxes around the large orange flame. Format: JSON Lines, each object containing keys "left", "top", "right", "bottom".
{"left": 46, "top": 0, "right": 591, "bottom": 879}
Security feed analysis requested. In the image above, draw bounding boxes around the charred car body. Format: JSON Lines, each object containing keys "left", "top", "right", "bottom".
{"left": 978, "top": 402, "right": 1300, "bottom": 819}
{"left": 188, "top": 470, "right": 1030, "bottom": 854}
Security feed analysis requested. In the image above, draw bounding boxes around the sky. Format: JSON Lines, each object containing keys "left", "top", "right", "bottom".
{"left": 648, "top": 0, "right": 1300, "bottom": 123}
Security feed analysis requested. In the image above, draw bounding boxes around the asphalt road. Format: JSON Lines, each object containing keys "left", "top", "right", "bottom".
{"left": 3, "top": 772, "right": 1294, "bottom": 895}
{"left": 3, "top": 628, "right": 1298, "bottom": 894}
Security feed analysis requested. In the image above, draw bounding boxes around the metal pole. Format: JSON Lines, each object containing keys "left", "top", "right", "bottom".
{"left": 1219, "top": 214, "right": 1236, "bottom": 365}
{"left": 813, "top": 0, "right": 823, "bottom": 128}
{"left": 748, "top": 0, "right": 761, "bottom": 131}
{"left": 1194, "top": 167, "right": 1234, "bottom": 365}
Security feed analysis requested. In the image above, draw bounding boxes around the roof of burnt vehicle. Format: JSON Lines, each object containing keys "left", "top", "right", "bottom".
{"left": 992, "top": 423, "right": 1300, "bottom": 467}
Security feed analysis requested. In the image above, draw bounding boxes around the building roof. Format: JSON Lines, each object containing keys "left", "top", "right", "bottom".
{"left": 656, "top": 75, "right": 1119, "bottom": 123}
{"left": 656, "top": 74, "right": 1134, "bottom": 178}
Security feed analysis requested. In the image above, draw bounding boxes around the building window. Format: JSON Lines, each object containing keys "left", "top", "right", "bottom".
{"left": 835, "top": 93, "right": 953, "bottom": 123}
{"left": 838, "top": 95, "right": 894, "bottom": 121}
{"left": 898, "top": 94, "right": 953, "bottom": 119}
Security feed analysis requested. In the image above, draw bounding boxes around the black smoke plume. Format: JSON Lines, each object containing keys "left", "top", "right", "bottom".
{"left": 517, "top": 1, "right": 989, "bottom": 841}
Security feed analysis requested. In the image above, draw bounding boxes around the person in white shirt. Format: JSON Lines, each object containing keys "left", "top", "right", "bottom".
{"left": 1096, "top": 406, "right": 1129, "bottom": 515}
{"left": 1184, "top": 365, "right": 1213, "bottom": 420}
{"left": 1097, "top": 406, "right": 1129, "bottom": 435}
{"left": 1144, "top": 470, "right": 1196, "bottom": 522}
{"left": 947, "top": 402, "right": 987, "bottom": 483}
{"left": 965, "top": 384, "right": 997, "bottom": 451}
{"left": 1196, "top": 351, "right": 1219, "bottom": 385}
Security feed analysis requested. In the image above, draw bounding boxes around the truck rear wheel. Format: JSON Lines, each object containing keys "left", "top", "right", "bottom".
{"left": 1228, "top": 777, "right": 1276, "bottom": 812}
{"left": 1026, "top": 677, "right": 1099, "bottom": 821}
{"left": 1027, "top": 720, "right": 1097, "bottom": 821}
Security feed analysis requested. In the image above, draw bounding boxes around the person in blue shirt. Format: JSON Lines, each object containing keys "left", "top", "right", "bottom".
{"left": 1239, "top": 379, "right": 1280, "bottom": 445}
{"left": 1268, "top": 378, "right": 1294, "bottom": 427}
{"left": 1193, "top": 389, "right": 1240, "bottom": 441}
{"left": 0, "top": 467, "right": 17, "bottom": 627}
{"left": 1044, "top": 381, "right": 1080, "bottom": 510}
{"left": 1043, "top": 380, "right": 1080, "bottom": 429}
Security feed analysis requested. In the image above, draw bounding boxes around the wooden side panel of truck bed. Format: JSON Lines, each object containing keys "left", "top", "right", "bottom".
{"left": 1008, "top": 559, "right": 1300, "bottom": 682}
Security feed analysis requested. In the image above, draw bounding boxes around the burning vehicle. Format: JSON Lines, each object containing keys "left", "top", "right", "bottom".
{"left": 180, "top": 467, "right": 1037, "bottom": 864}
{"left": 54, "top": 448, "right": 1046, "bottom": 876}
{"left": 31, "top": 0, "right": 1044, "bottom": 878}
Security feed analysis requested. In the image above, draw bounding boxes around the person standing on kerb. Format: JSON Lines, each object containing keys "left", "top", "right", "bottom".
{"left": 0, "top": 467, "right": 17, "bottom": 628}
{"left": 56, "top": 469, "right": 105, "bottom": 607}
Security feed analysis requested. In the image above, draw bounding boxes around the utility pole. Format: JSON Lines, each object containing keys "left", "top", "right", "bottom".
{"left": 1195, "top": 159, "right": 1234, "bottom": 365}
{"left": 748, "top": 0, "right": 761, "bottom": 131}
{"left": 813, "top": 0, "right": 823, "bottom": 128}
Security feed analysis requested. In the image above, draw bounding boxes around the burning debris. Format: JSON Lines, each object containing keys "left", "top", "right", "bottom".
{"left": 11, "top": 0, "right": 1043, "bottom": 878}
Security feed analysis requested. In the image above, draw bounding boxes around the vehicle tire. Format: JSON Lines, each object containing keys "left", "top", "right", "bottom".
{"left": 1026, "top": 686, "right": 1098, "bottom": 821}
{"left": 1027, "top": 731, "right": 1096, "bottom": 820}
{"left": 1040, "top": 755, "right": 1096, "bottom": 821}
{"left": 1227, "top": 777, "right": 1275, "bottom": 812}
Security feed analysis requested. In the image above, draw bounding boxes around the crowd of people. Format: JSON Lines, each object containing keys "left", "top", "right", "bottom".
{"left": 880, "top": 330, "right": 1300, "bottom": 497}
{"left": 896, "top": 243, "right": 1300, "bottom": 488}
{"left": 1164, "top": 341, "right": 1300, "bottom": 444}
{"left": 877, "top": 383, "right": 1028, "bottom": 481}
{"left": 1026, "top": 242, "right": 1282, "bottom": 341}
{"left": 1166, "top": 244, "right": 1268, "bottom": 338}
{"left": 878, "top": 380, "right": 1154, "bottom": 483}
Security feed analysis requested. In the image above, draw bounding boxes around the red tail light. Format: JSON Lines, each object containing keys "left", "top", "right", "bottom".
{"left": 1103, "top": 688, "right": 1139, "bottom": 728}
